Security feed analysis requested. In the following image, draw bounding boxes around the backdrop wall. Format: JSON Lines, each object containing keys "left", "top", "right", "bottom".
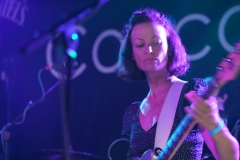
{"left": 0, "top": 0, "right": 240, "bottom": 159}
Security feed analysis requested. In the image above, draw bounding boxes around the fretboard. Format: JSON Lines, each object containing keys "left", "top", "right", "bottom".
{"left": 156, "top": 79, "right": 219, "bottom": 160}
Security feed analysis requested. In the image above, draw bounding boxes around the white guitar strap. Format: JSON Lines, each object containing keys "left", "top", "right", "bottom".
{"left": 154, "top": 78, "right": 187, "bottom": 150}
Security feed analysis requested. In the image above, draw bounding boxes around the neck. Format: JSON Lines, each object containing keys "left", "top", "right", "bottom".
{"left": 147, "top": 75, "right": 177, "bottom": 98}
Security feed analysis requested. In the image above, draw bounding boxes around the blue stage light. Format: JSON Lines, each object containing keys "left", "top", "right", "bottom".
{"left": 66, "top": 48, "right": 77, "bottom": 59}
{"left": 71, "top": 33, "right": 78, "bottom": 41}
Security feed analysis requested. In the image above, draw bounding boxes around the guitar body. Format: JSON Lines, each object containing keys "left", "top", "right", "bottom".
{"left": 140, "top": 149, "right": 157, "bottom": 160}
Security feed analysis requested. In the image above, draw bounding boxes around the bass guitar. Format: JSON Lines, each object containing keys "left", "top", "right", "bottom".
{"left": 140, "top": 42, "right": 240, "bottom": 160}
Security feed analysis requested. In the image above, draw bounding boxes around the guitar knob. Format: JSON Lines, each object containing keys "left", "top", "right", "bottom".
{"left": 154, "top": 147, "right": 162, "bottom": 156}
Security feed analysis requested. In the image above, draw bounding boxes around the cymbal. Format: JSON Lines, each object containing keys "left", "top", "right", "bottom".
{"left": 32, "top": 149, "right": 103, "bottom": 160}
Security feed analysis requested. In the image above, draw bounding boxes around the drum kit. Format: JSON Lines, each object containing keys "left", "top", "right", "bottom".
{"left": 33, "top": 149, "right": 104, "bottom": 160}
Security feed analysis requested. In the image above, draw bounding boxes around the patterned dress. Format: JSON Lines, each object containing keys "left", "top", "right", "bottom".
{"left": 122, "top": 78, "right": 208, "bottom": 160}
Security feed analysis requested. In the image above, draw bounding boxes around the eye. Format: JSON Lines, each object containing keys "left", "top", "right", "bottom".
{"left": 153, "top": 40, "right": 162, "bottom": 45}
{"left": 136, "top": 44, "right": 144, "bottom": 48}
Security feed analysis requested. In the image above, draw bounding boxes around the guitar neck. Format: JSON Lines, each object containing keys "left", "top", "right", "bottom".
{"left": 156, "top": 42, "right": 240, "bottom": 160}
{"left": 156, "top": 115, "right": 196, "bottom": 160}
{"left": 157, "top": 80, "right": 218, "bottom": 160}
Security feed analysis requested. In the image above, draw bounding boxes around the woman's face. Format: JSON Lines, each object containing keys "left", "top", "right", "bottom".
{"left": 130, "top": 22, "right": 169, "bottom": 74}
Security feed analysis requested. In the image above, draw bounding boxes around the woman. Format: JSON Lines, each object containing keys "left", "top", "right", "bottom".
{"left": 116, "top": 8, "right": 239, "bottom": 160}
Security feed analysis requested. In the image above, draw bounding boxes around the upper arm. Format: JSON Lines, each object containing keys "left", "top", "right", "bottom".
{"left": 121, "top": 102, "right": 139, "bottom": 137}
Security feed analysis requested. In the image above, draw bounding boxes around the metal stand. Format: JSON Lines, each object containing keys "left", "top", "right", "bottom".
{"left": 1, "top": 58, "right": 14, "bottom": 160}
{"left": 14, "top": 1, "right": 109, "bottom": 160}
{"left": 52, "top": 32, "right": 72, "bottom": 160}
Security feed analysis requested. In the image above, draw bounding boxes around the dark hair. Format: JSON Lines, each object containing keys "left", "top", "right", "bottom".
{"left": 116, "top": 8, "right": 190, "bottom": 81}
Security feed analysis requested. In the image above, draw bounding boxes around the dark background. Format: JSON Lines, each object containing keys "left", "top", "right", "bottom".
{"left": 0, "top": 0, "right": 240, "bottom": 159}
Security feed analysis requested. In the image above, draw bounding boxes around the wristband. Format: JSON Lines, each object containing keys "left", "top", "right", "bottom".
{"left": 209, "top": 119, "right": 225, "bottom": 135}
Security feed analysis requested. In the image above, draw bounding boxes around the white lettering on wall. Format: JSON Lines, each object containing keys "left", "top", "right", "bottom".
{"left": 45, "top": 4, "right": 240, "bottom": 79}
{"left": 176, "top": 13, "right": 211, "bottom": 61}
{"left": 218, "top": 5, "right": 240, "bottom": 52}
{"left": 92, "top": 29, "right": 122, "bottom": 74}
{"left": 0, "top": 0, "right": 28, "bottom": 26}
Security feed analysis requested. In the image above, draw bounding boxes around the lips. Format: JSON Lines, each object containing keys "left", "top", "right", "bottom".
{"left": 144, "top": 59, "right": 157, "bottom": 62}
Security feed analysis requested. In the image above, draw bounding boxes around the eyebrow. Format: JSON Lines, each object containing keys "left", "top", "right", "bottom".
{"left": 133, "top": 35, "right": 160, "bottom": 41}
{"left": 151, "top": 35, "right": 160, "bottom": 39}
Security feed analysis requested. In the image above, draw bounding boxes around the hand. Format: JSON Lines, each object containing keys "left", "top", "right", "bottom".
{"left": 184, "top": 91, "right": 221, "bottom": 130}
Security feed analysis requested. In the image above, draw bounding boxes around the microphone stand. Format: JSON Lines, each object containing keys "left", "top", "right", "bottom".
{"left": 17, "top": 1, "right": 109, "bottom": 159}
{"left": 1, "top": 58, "right": 13, "bottom": 160}
{"left": 52, "top": 32, "right": 73, "bottom": 160}
{"left": 19, "top": 0, "right": 109, "bottom": 54}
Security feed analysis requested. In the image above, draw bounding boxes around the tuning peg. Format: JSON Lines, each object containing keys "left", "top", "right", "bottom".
{"left": 232, "top": 47, "right": 240, "bottom": 54}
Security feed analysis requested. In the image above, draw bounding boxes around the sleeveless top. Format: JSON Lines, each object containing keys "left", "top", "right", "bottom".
{"left": 122, "top": 78, "right": 208, "bottom": 160}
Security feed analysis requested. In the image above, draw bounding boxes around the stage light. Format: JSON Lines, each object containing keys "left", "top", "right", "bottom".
{"left": 71, "top": 33, "right": 78, "bottom": 41}
{"left": 66, "top": 48, "right": 77, "bottom": 59}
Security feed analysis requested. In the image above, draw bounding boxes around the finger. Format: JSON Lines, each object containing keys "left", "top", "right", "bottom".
{"left": 185, "top": 92, "right": 208, "bottom": 115}
{"left": 184, "top": 91, "right": 203, "bottom": 104}
{"left": 184, "top": 106, "right": 192, "bottom": 115}
{"left": 185, "top": 104, "right": 199, "bottom": 116}
{"left": 185, "top": 104, "right": 210, "bottom": 126}
{"left": 205, "top": 96, "right": 218, "bottom": 109}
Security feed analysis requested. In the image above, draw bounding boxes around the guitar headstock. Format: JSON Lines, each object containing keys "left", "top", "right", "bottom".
{"left": 205, "top": 42, "right": 240, "bottom": 98}
{"left": 214, "top": 42, "right": 240, "bottom": 86}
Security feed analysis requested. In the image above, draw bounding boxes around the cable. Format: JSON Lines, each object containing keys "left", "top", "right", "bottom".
{"left": 107, "top": 138, "right": 129, "bottom": 160}
{"left": 0, "top": 66, "right": 59, "bottom": 160}
{"left": 14, "top": 67, "right": 46, "bottom": 125}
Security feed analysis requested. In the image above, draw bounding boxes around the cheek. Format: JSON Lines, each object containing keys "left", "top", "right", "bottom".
{"left": 132, "top": 47, "right": 140, "bottom": 54}
{"left": 132, "top": 48, "right": 142, "bottom": 61}
{"left": 158, "top": 54, "right": 168, "bottom": 68}
{"left": 132, "top": 54, "right": 141, "bottom": 66}
{"left": 158, "top": 42, "right": 169, "bottom": 63}
{"left": 155, "top": 52, "right": 168, "bottom": 69}
{"left": 132, "top": 53, "right": 143, "bottom": 68}
{"left": 164, "top": 54, "right": 169, "bottom": 66}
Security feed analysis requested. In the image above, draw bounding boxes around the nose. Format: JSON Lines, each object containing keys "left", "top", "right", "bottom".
{"left": 146, "top": 46, "right": 153, "bottom": 54}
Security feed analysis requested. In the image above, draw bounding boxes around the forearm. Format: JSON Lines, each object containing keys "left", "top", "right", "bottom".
{"left": 210, "top": 125, "right": 239, "bottom": 160}
{"left": 185, "top": 91, "right": 239, "bottom": 159}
